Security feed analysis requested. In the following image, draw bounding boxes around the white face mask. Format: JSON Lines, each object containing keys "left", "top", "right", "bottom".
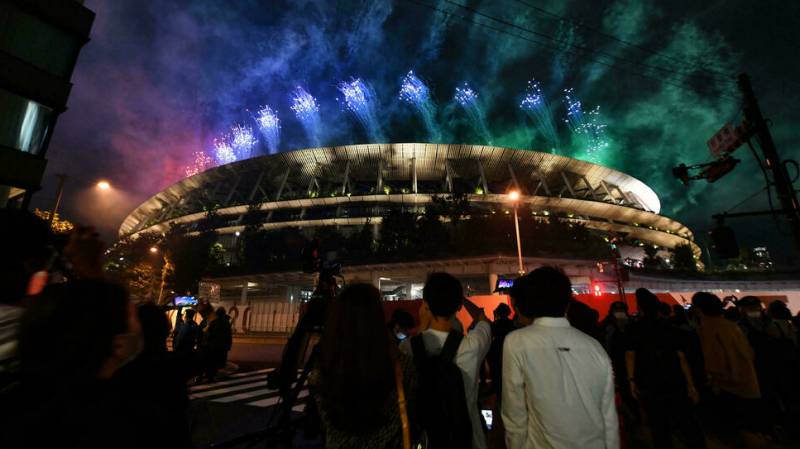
{"left": 613, "top": 311, "right": 628, "bottom": 320}
{"left": 395, "top": 332, "right": 408, "bottom": 341}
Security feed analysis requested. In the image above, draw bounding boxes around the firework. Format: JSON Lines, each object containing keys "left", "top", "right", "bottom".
{"left": 230, "top": 124, "right": 257, "bottom": 159}
{"left": 255, "top": 105, "right": 280, "bottom": 154}
{"left": 454, "top": 82, "right": 491, "bottom": 144}
{"left": 184, "top": 151, "right": 214, "bottom": 177}
{"left": 213, "top": 138, "right": 237, "bottom": 165}
{"left": 290, "top": 86, "right": 321, "bottom": 147}
{"left": 338, "top": 77, "right": 384, "bottom": 142}
{"left": 562, "top": 88, "right": 608, "bottom": 161}
{"left": 399, "top": 70, "right": 439, "bottom": 141}
{"left": 520, "top": 79, "right": 559, "bottom": 150}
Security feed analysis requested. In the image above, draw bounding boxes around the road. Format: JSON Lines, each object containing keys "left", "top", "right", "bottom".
{"left": 188, "top": 367, "right": 321, "bottom": 448}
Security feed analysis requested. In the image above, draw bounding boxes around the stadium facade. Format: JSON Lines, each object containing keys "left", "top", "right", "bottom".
{"left": 120, "top": 143, "right": 697, "bottom": 254}
{"left": 121, "top": 144, "right": 800, "bottom": 336}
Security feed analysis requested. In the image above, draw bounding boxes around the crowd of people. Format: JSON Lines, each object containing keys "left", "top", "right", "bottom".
{"left": 0, "top": 209, "right": 232, "bottom": 448}
{"left": 2, "top": 207, "right": 800, "bottom": 449}
{"left": 311, "top": 271, "right": 800, "bottom": 449}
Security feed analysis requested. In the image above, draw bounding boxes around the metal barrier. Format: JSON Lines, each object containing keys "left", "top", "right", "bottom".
{"left": 242, "top": 301, "right": 301, "bottom": 334}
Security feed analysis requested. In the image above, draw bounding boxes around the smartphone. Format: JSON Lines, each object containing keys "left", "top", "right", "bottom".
{"left": 174, "top": 296, "right": 198, "bottom": 306}
{"left": 481, "top": 409, "right": 493, "bottom": 430}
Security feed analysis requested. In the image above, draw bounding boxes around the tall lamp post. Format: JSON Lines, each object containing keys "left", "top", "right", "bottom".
{"left": 508, "top": 190, "right": 525, "bottom": 275}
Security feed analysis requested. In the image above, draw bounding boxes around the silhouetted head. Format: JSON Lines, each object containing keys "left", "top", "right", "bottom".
{"left": 494, "top": 303, "right": 512, "bottom": 320}
{"left": 509, "top": 266, "right": 571, "bottom": 319}
{"left": 422, "top": 272, "right": 463, "bottom": 318}
{"left": 389, "top": 308, "right": 415, "bottom": 336}
{"left": 692, "top": 292, "right": 723, "bottom": 317}
{"left": 767, "top": 300, "right": 791, "bottom": 320}
{"left": 635, "top": 288, "right": 660, "bottom": 317}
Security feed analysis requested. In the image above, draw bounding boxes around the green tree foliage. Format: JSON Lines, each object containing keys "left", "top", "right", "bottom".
{"left": 671, "top": 243, "right": 697, "bottom": 272}
{"left": 240, "top": 227, "right": 308, "bottom": 273}
{"left": 164, "top": 227, "right": 218, "bottom": 295}
{"left": 643, "top": 245, "right": 663, "bottom": 269}
{"left": 379, "top": 208, "right": 418, "bottom": 260}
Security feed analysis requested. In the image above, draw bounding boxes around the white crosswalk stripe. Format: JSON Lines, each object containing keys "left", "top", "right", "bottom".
{"left": 189, "top": 369, "right": 310, "bottom": 409}
{"left": 190, "top": 370, "right": 273, "bottom": 392}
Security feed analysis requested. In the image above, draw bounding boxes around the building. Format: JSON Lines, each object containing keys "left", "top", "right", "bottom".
{"left": 120, "top": 143, "right": 710, "bottom": 331}
{"left": 120, "top": 143, "right": 697, "bottom": 251}
{"left": 0, "top": 0, "right": 95, "bottom": 207}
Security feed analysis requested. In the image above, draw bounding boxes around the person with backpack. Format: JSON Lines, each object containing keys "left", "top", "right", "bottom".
{"left": 625, "top": 289, "right": 705, "bottom": 449}
{"left": 399, "top": 272, "right": 491, "bottom": 449}
{"left": 502, "top": 267, "right": 619, "bottom": 449}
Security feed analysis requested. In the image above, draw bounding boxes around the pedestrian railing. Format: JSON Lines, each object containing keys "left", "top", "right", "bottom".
{"left": 240, "top": 301, "right": 300, "bottom": 334}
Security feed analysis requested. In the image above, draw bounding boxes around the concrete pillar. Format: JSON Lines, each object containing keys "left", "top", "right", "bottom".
{"left": 371, "top": 271, "right": 381, "bottom": 289}
{"left": 240, "top": 283, "right": 248, "bottom": 305}
{"left": 489, "top": 273, "right": 499, "bottom": 295}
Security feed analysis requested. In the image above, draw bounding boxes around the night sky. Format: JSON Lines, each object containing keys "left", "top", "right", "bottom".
{"left": 33, "top": 0, "right": 800, "bottom": 263}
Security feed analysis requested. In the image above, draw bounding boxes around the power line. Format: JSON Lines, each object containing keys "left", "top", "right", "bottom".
{"left": 724, "top": 186, "right": 768, "bottom": 214}
{"left": 404, "top": 0, "right": 739, "bottom": 101}
{"left": 442, "top": 0, "right": 736, "bottom": 90}
{"left": 510, "top": 0, "right": 736, "bottom": 81}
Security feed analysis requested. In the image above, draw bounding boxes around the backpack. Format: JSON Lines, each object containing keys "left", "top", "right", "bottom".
{"left": 411, "top": 331, "right": 472, "bottom": 449}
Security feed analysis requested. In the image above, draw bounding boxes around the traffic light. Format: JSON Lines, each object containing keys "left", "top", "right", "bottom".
{"left": 709, "top": 224, "right": 739, "bottom": 259}
{"left": 702, "top": 157, "right": 740, "bottom": 183}
{"left": 302, "top": 238, "right": 321, "bottom": 273}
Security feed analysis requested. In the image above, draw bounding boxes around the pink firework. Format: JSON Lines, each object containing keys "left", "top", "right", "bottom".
{"left": 184, "top": 151, "right": 214, "bottom": 177}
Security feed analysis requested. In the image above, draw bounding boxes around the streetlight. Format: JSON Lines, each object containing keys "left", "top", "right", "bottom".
{"left": 507, "top": 190, "right": 525, "bottom": 275}
{"left": 96, "top": 180, "right": 111, "bottom": 190}
{"left": 149, "top": 246, "right": 158, "bottom": 254}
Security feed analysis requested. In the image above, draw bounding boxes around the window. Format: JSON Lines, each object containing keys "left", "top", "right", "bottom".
{"left": 0, "top": 89, "right": 53, "bottom": 155}
{"left": 0, "top": 5, "right": 83, "bottom": 78}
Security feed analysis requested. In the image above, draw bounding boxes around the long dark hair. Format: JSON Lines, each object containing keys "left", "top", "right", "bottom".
{"left": 317, "top": 283, "right": 396, "bottom": 433}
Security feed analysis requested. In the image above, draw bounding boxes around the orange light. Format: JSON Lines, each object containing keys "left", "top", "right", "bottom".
{"left": 508, "top": 190, "right": 520, "bottom": 201}
{"left": 149, "top": 246, "right": 158, "bottom": 253}
{"left": 97, "top": 180, "right": 111, "bottom": 190}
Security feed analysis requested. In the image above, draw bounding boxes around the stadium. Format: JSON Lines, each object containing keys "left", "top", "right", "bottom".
{"left": 120, "top": 143, "right": 696, "bottom": 251}
{"left": 118, "top": 143, "right": 707, "bottom": 333}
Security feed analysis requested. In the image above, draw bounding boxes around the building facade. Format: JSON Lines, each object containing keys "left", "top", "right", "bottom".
{"left": 0, "top": 0, "right": 94, "bottom": 207}
{"left": 120, "top": 143, "right": 698, "bottom": 256}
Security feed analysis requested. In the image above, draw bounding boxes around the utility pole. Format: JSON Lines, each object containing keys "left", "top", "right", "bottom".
{"left": 738, "top": 74, "right": 800, "bottom": 251}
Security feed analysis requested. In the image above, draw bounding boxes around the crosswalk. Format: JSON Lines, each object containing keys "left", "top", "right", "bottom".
{"left": 189, "top": 368, "right": 309, "bottom": 412}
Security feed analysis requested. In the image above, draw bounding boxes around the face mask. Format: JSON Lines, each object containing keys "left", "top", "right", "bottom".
{"left": 746, "top": 311, "right": 761, "bottom": 319}
{"left": 396, "top": 332, "right": 408, "bottom": 341}
{"left": 613, "top": 311, "right": 628, "bottom": 320}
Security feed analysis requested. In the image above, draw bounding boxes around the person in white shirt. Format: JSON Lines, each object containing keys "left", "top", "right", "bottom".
{"left": 502, "top": 266, "right": 619, "bottom": 449}
{"left": 400, "top": 272, "right": 492, "bottom": 449}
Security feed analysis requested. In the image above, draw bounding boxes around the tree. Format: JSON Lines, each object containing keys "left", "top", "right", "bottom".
{"left": 164, "top": 228, "right": 218, "bottom": 294}
{"left": 643, "top": 245, "right": 662, "bottom": 269}
{"left": 671, "top": 244, "right": 697, "bottom": 272}
{"left": 345, "top": 221, "right": 376, "bottom": 262}
{"left": 379, "top": 207, "right": 418, "bottom": 259}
